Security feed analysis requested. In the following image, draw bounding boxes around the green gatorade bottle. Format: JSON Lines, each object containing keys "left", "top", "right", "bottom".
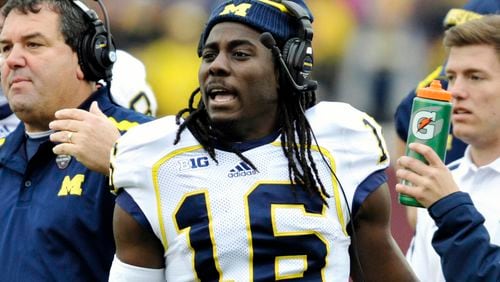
{"left": 399, "top": 80, "right": 452, "bottom": 207}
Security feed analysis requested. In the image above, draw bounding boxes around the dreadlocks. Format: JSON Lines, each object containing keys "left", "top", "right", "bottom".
{"left": 278, "top": 85, "right": 330, "bottom": 201}
{"left": 174, "top": 80, "right": 330, "bottom": 202}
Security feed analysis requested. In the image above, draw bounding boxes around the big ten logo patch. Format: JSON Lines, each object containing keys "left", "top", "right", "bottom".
{"left": 58, "top": 174, "right": 85, "bottom": 196}
{"left": 178, "top": 157, "right": 210, "bottom": 171}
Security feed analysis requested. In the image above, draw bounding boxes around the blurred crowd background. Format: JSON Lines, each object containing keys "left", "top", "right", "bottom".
{"left": 90, "top": 0, "right": 468, "bottom": 251}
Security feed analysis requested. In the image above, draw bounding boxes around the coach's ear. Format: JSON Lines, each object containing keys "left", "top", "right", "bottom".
{"left": 76, "top": 65, "right": 85, "bottom": 80}
{"left": 74, "top": 52, "right": 85, "bottom": 81}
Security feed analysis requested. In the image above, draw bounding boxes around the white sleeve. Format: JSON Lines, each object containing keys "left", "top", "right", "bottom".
{"left": 109, "top": 255, "right": 165, "bottom": 282}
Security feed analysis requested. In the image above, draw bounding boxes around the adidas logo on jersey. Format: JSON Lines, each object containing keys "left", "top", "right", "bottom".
{"left": 228, "top": 161, "right": 258, "bottom": 178}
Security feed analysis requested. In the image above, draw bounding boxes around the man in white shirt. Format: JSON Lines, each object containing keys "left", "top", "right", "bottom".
{"left": 396, "top": 15, "right": 500, "bottom": 281}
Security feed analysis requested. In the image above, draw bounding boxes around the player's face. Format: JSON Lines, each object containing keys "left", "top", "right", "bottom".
{"left": 0, "top": 5, "right": 82, "bottom": 132}
{"left": 199, "top": 22, "right": 280, "bottom": 141}
{"left": 446, "top": 44, "right": 500, "bottom": 147}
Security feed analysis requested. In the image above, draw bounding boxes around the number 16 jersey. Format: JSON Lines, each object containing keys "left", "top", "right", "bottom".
{"left": 111, "top": 102, "right": 390, "bottom": 281}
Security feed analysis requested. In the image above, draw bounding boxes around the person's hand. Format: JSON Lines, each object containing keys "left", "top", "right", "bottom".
{"left": 49, "top": 101, "right": 120, "bottom": 175}
{"left": 395, "top": 143, "right": 460, "bottom": 208}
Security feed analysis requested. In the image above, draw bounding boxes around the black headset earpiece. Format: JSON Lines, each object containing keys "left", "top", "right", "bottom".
{"left": 279, "top": 0, "right": 314, "bottom": 89}
{"left": 71, "top": 0, "right": 116, "bottom": 82}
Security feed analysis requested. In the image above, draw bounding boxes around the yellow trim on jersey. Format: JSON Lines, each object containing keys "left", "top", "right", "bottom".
{"left": 417, "top": 66, "right": 444, "bottom": 90}
{"left": 0, "top": 138, "right": 5, "bottom": 147}
{"left": 310, "top": 144, "right": 348, "bottom": 236}
{"left": 108, "top": 117, "right": 140, "bottom": 132}
{"left": 275, "top": 255, "right": 307, "bottom": 280}
{"left": 152, "top": 145, "right": 204, "bottom": 251}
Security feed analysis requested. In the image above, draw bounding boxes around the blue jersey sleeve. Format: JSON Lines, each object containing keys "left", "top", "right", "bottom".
{"left": 429, "top": 192, "right": 500, "bottom": 282}
{"left": 116, "top": 190, "right": 154, "bottom": 234}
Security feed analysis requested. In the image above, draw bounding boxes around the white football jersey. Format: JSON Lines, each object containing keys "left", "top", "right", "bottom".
{"left": 0, "top": 94, "right": 19, "bottom": 138}
{"left": 111, "top": 101, "right": 390, "bottom": 281}
{"left": 104, "top": 50, "right": 158, "bottom": 117}
{"left": 0, "top": 112, "right": 19, "bottom": 138}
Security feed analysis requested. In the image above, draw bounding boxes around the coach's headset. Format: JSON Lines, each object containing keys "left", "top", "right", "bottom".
{"left": 71, "top": 0, "right": 116, "bottom": 82}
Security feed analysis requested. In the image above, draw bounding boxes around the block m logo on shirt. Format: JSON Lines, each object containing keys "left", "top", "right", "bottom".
{"left": 58, "top": 174, "right": 85, "bottom": 196}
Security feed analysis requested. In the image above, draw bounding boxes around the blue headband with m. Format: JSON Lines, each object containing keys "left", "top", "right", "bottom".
{"left": 198, "top": 0, "right": 313, "bottom": 56}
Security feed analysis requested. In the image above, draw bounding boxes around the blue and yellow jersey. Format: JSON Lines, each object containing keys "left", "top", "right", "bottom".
{"left": 111, "top": 102, "right": 389, "bottom": 281}
{"left": 0, "top": 87, "right": 153, "bottom": 281}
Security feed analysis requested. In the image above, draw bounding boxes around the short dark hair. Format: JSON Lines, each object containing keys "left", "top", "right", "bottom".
{"left": 2, "top": 0, "right": 88, "bottom": 53}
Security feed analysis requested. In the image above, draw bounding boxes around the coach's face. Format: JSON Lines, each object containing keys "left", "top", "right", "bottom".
{"left": 0, "top": 4, "right": 83, "bottom": 132}
{"left": 199, "top": 22, "right": 280, "bottom": 142}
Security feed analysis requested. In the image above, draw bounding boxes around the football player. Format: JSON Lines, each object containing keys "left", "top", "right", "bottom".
{"left": 109, "top": 0, "right": 417, "bottom": 281}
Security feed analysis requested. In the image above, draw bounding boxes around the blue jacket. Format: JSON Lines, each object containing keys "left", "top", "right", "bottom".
{"left": 430, "top": 192, "right": 500, "bottom": 282}
{"left": 0, "top": 87, "right": 153, "bottom": 282}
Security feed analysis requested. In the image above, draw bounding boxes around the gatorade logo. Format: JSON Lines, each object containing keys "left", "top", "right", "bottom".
{"left": 411, "top": 111, "right": 437, "bottom": 140}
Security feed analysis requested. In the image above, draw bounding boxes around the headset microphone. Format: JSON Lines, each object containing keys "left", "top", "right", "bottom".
{"left": 259, "top": 32, "right": 318, "bottom": 92}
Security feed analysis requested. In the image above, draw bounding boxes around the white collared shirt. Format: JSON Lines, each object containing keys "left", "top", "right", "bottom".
{"left": 407, "top": 146, "right": 500, "bottom": 281}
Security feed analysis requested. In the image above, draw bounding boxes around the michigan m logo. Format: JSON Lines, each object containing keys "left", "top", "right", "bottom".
{"left": 220, "top": 3, "right": 252, "bottom": 17}
{"left": 58, "top": 175, "right": 85, "bottom": 196}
